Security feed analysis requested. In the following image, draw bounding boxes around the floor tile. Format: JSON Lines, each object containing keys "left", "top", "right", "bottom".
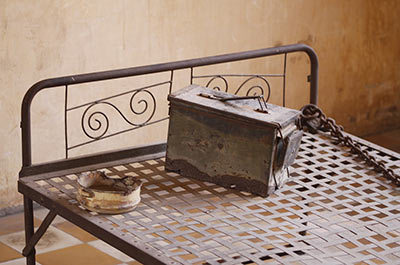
{"left": 0, "top": 226, "right": 81, "bottom": 254}
{"left": 0, "top": 212, "right": 41, "bottom": 236}
{"left": 34, "top": 208, "right": 66, "bottom": 224}
{"left": 54, "top": 221, "right": 97, "bottom": 242}
{"left": 37, "top": 244, "right": 121, "bottom": 265}
{"left": 88, "top": 240, "right": 133, "bottom": 263}
{"left": 0, "top": 242, "right": 21, "bottom": 262}
{"left": 0, "top": 258, "right": 42, "bottom": 265}
{"left": 127, "top": 261, "right": 143, "bottom": 265}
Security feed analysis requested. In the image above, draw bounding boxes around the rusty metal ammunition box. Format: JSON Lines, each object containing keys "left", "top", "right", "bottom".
{"left": 165, "top": 85, "right": 303, "bottom": 197}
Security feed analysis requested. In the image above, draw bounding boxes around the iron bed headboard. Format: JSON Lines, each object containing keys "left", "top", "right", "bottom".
{"left": 20, "top": 43, "right": 318, "bottom": 176}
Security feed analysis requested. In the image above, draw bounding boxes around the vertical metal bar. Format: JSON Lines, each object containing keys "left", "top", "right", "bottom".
{"left": 23, "top": 196, "right": 35, "bottom": 265}
{"left": 64, "top": 85, "right": 68, "bottom": 159}
{"left": 21, "top": 107, "right": 32, "bottom": 169}
{"left": 190, "top": 67, "right": 193, "bottom": 85}
{"left": 282, "top": 53, "right": 287, "bottom": 107}
{"left": 168, "top": 71, "right": 174, "bottom": 95}
{"left": 306, "top": 49, "right": 318, "bottom": 105}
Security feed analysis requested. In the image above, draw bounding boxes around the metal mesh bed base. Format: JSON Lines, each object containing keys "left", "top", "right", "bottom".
{"left": 18, "top": 132, "right": 400, "bottom": 265}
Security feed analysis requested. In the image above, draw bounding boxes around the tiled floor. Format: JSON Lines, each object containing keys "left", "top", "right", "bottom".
{"left": 1, "top": 128, "right": 399, "bottom": 265}
{"left": 0, "top": 208, "right": 142, "bottom": 265}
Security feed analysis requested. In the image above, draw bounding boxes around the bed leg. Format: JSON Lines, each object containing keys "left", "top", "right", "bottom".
{"left": 24, "top": 196, "right": 36, "bottom": 265}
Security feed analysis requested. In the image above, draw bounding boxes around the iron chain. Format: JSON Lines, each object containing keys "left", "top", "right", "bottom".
{"left": 300, "top": 104, "right": 400, "bottom": 186}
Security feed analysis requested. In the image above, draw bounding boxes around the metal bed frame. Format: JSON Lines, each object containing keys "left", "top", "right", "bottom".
{"left": 18, "top": 44, "right": 400, "bottom": 264}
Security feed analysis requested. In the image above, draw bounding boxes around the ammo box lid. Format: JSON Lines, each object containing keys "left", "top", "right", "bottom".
{"left": 168, "top": 85, "right": 300, "bottom": 128}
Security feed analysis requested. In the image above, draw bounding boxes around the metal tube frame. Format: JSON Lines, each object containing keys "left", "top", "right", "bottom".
{"left": 20, "top": 44, "right": 318, "bottom": 169}
{"left": 19, "top": 44, "right": 318, "bottom": 265}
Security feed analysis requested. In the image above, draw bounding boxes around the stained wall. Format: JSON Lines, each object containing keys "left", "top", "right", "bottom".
{"left": 1, "top": 0, "right": 399, "bottom": 210}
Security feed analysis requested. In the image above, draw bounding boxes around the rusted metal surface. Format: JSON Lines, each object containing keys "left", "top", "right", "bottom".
{"left": 18, "top": 132, "right": 400, "bottom": 264}
{"left": 166, "top": 85, "right": 302, "bottom": 197}
{"left": 17, "top": 43, "right": 400, "bottom": 265}
{"left": 77, "top": 171, "right": 142, "bottom": 214}
{"left": 19, "top": 44, "right": 319, "bottom": 264}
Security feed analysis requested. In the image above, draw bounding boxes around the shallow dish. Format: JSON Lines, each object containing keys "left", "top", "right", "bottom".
{"left": 76, "top": 171, "right": 142, "bottom": 214}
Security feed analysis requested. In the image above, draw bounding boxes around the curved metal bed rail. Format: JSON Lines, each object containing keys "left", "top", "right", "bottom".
{"left": 20, "top": 43, "right": 318, "bottom": 168}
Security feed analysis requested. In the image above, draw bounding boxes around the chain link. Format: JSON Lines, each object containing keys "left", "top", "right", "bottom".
{"left": 299, "top": 104, "right": 400, "bottom": 186}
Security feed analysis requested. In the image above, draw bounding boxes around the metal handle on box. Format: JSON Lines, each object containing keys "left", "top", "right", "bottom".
{"left": 198, "top": 93, "right": 269, "bottom": 113}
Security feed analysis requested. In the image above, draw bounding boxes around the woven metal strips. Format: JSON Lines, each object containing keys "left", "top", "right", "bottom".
{"left": 23, "top": 132, "right": 400, "bottom": 264}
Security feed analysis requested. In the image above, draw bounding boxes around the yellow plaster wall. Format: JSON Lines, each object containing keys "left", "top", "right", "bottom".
{"left": 1, "top": 0, "right": 399, "bottom": 209}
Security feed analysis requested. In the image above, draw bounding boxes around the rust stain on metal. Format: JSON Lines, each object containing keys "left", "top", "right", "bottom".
{"left": 76, "top": 171, "right": 142, "bottom": 214}
{"left": 167, "top": 159, "right": 276, "bottom": 196}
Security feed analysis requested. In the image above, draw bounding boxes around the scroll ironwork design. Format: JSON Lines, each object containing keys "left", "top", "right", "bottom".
{"left": 81, "top": 89, "right": 156, "bottom": 140}
{"left": 205, "top": 75, "right": 229, "bottom": 92}
{"left": 65, "top": 79, "right": 172, "bottom": 152}
{"left": 234, "top": 76, "right": 271, "bottom": 102}
{"left": 192, "top": 74, "right": 275, "bottom": 102}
